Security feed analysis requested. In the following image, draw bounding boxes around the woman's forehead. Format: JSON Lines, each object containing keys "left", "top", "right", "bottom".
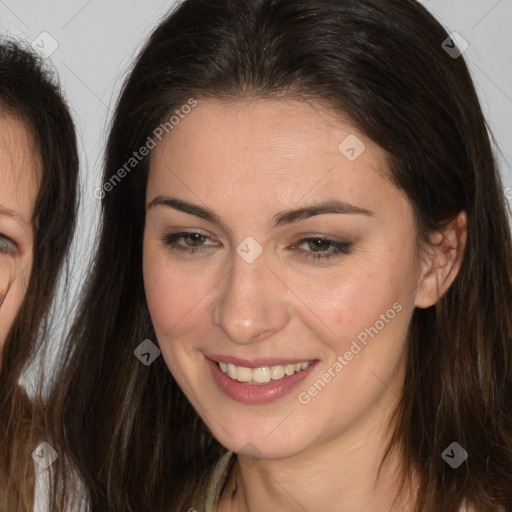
{"left": 0, "top": 115, "right": 40, "bottom": 226}
{"left": 147, "top": 98, "right": 406, "bottom": 221}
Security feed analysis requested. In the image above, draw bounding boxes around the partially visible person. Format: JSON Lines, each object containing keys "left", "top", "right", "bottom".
{"left": 0, "top": 39, "right": 78, "bottom": 511}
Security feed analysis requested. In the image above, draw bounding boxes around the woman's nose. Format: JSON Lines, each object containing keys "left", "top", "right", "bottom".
{"left": 211, "top": 244, "right": 291, "bottom": 345}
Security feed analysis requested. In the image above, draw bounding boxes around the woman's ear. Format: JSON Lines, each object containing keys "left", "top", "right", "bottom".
{"left": 414, "top": 211, "right": 467, "bottom": 309}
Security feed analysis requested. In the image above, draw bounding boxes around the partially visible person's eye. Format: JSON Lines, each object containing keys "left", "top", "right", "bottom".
{"left": 290, "top": 236, "right": 352, "bottom": 261}
{"left": 0, "top": 233, "right": 18, "bottom": 254}
{"left": 162, "top": 231, "right": 220, "bottom": 255}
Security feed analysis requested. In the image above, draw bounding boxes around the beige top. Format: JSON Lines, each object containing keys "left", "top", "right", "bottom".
{"left": 205, "top": 451, "right": 236, "bottom": 512}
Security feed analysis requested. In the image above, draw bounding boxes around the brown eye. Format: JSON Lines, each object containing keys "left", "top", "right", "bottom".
{"left": 183, "top": 233, "right": 208, "bottom": 246}
{"left": 292, "top": 237, "right": 352, "bottom": 261}
{"left": 162, "top": 231, "right": 220, "bottom": 254}
{"left": 307, "top": 238, "right": 333, "bottom": 252}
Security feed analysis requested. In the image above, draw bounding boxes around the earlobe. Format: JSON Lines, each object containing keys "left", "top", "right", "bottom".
{"left": 414, "top": 211, "right": 467, "bottom": 309}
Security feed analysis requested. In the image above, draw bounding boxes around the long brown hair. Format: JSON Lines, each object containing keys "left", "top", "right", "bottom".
{"left": 0, "top": 40, "right": 79, "bottom": 511}
{"left": 49, "top": 0, "right": 512, "bottom": 510}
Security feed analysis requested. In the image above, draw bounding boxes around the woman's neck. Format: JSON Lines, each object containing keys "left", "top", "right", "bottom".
{"left": 218, "top": 406, "right": 417, "bottom": 512}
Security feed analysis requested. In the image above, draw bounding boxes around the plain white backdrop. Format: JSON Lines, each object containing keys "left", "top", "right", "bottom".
{"left": 1, "top": 0, "right": 511, "bottom": 371}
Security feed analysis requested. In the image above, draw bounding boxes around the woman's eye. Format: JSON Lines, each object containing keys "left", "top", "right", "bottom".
{"left": 161, "top": 232, "right": 351, "bottom": 261}
{"left": 162, "top": 231, "right": 219, "bottom": 254}
{"left": 0, "top": 234, "right": 18, "bottom": 254}
{"left": 292, "top": 237, "right": 352, "bottom": 261}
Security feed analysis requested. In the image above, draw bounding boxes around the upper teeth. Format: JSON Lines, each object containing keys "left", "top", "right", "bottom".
{"left": 219, "top": 361, "right": 311, "bottom": 384}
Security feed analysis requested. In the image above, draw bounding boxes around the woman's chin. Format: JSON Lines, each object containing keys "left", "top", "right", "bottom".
{"left": 206, "top": 420, "right": 313, "bottom": 461}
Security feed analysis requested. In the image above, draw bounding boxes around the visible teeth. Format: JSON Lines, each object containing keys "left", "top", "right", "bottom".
{"left": 227, "top": 364, "right": 237, "bottom": 379}
{"left": 271, "top": 366, "right": 285, "bottom": 380}
{"left": 236, "top": 366, "right": 253, "bottom": 382}
{"left": 218, "top": 361, "right": 311, "bottom": 384}
{"left": 253, "top": 367, "right": 271, "bottom": 383}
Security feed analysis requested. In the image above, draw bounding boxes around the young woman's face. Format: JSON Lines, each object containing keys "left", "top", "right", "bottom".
{"left": 0, "top": 115, "right": 38, "bottom": 364}
{"left": 143, "top": 99, "right": 433, "bottom": 460}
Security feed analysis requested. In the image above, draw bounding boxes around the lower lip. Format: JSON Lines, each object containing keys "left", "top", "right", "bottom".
{"left": 206, "top": 358, "right": 317, "bottom": 404}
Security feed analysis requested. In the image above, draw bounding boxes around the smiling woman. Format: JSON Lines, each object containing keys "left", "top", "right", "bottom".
{"left": 0, "top": 40, "right": 78, "bottom": 511}
{"left": 49, "top": 1, "right": 512, "bottom": 511}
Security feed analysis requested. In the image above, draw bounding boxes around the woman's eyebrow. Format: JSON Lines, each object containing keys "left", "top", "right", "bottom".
{"left": 147, "top": 196, "right": 374, "bottom": 229}
{"left": 272, "top": 199, "right": 374, "bottom": 227}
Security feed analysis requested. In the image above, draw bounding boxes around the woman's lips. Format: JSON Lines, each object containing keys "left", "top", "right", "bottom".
{"left": 206, "top": 357, "right": 318, "bottom": 404}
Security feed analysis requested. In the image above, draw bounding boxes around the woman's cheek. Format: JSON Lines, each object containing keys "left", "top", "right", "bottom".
{"left": 293, "top": 270, "right": 379, "bottom": 337}
{"left": 0, "top": 258, "right": 31, "bottom": 355}
{"left": 143, "top": 244, "right": 206, "bottom": 340}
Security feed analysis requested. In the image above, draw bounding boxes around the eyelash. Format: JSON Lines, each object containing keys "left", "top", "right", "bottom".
{"left": 162, "top": 232, "right": 352, "bottom": 261}
{"left": 0, "top": 233, "right": 18, "bottom": 255}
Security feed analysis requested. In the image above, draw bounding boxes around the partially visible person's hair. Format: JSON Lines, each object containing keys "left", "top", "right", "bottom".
{"left": 0, "top": 39, "right": 79, "bottom": 511}
{"left": 49, "top": 0, "right": 512, "bottom": 511}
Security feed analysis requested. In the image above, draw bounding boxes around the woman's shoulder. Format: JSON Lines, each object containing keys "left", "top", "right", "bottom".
{"left": 204, "top": 451, "right": 236, "bottom": 512}
{"left": 33, "top": 454, "right": 88, "bottom": 512}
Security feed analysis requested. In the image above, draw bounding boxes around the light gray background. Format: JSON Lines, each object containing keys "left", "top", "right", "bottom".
{"left": 1, "top": 1, "right": 511, "bottom": 368}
